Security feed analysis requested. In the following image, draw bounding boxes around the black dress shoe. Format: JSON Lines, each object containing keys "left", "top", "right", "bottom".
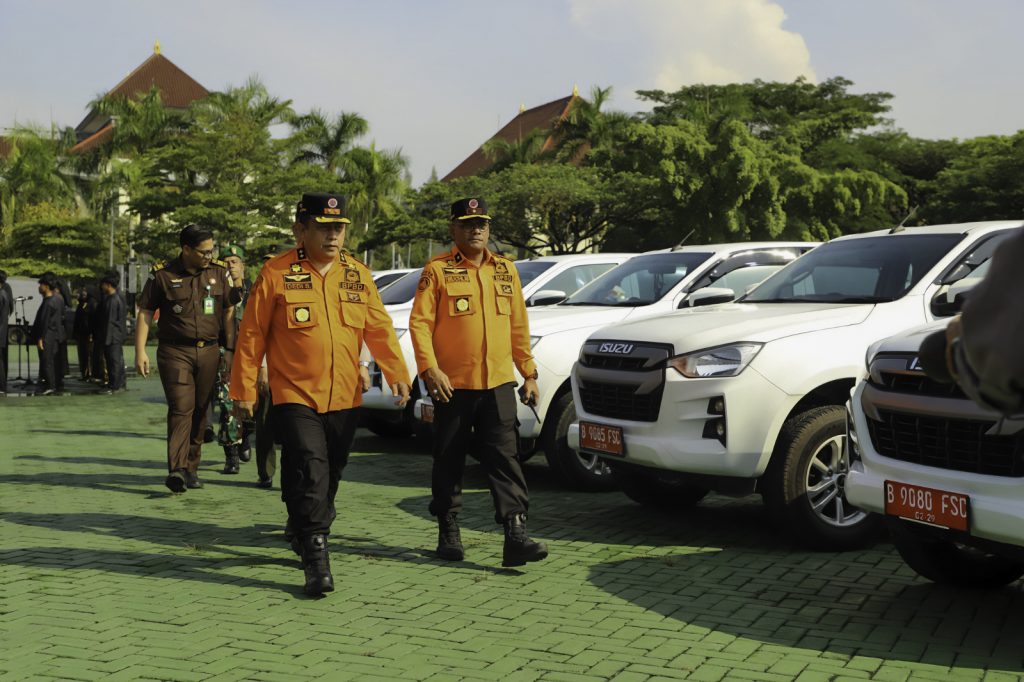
{"left": 257, "top": 477, "right": 273, "bottom": 489}
{"left": 165, "top": 470, "right": 187, "bottom": 493}
{"left": 203, "top": 426, "right": 215, "bottom": 443}
{"left": 222, "top": 451, "right": 240, "bottom": 474}
{"left": 238, "top": 445, "right": 251, "bottom": 463}
{"left": 184, "top": 470, "right": 203, "bottom": 489}
{"left": 301, "top": 534, "right": 334, "bottom": 596}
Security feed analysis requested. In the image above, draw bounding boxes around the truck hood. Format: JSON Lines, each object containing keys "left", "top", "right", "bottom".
{"left": 589, "top": 302, "right": 875, "bottom": 352}
{"left": 527, "top": 305, "right": 637, "bottom": 336}
{"left": 867, "top": 319, "right": 947, "bottom": 356}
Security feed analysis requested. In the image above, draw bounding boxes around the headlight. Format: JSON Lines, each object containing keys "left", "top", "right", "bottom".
{"left": 530, "top": 335, "right": 542, "bottom": 349}
{"left": 667, "top": 343, "right": 762, "bottom": 378}
{"left": 394, "top": 327, "right": 408, "bottom": 339}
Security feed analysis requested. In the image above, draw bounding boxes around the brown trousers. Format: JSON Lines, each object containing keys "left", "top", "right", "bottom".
{"left": 157, "top": 343, "right": 220, "bottom": 473}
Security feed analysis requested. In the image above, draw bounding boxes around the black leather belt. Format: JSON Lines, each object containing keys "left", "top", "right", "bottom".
{"left": 160, "top": 339, "right": 218, "bottom": 348}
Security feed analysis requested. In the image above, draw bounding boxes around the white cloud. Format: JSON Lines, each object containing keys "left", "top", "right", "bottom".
{"left": 569, "top": 0, "right": 815, "bottom": 92}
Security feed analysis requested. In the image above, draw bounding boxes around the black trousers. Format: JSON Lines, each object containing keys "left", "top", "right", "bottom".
{"left": 104, "top": 343, "right": 125, "bottom": 390}
{"left": 0, "top": 344, "right": 7, "bottom": 392}
{"left": 273, "top": 403, "right": 359, "bottom": 537}
{"left": 75, "top": 338, "right": 92, "bottom": 379}
{"left": 254, "top": 392, "right": 277, "bottom": 481}
{"left": 39, "top": 337, "right": 62, "bottom": 390}
{"left": 430, "top": 383, "right": 529, "bottom": 524}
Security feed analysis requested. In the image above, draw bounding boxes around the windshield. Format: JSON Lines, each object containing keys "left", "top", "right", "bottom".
{"left": 744, "top": 234, "right": 964, "bottom": 304}
{"left": 562, "top": 252, "right": 713, "bottom": 307}
{"left": 379, "top": 268, "right": 423, "bottom": 305}
{"left": 514, "top": 260, "right": 556, "bottom": 288}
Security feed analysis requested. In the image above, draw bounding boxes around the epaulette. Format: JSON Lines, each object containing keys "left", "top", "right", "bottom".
{"left": 151, "top": 261, "right": 165, "bottom": 272}
{"left": 211, "top": 258, "right": 227, "bottom": 268}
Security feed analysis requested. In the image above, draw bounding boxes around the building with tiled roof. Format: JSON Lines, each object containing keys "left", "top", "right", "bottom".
{"left": 442, "top": 91, "right": 578, "bottom": 181}
{"left": 71, "top": 42, "right": 208, "bottom": 155}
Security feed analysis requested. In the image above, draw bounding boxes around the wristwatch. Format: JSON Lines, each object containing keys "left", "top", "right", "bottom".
{"left": 359, "top": 361, "right": 371, "bottom": 368}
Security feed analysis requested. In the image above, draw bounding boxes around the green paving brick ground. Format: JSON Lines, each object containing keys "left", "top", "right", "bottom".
{"left": 2, "top": 360, "right": 1023, "bottom": 681}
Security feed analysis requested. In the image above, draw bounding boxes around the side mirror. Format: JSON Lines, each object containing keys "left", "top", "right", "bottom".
{"left": 930, "top": 288, "right": 967, "bottom": 317}
{"left": 528, "top": 289, "right": 567, "bottom": 307}
{"left": 681, "top": 287, "right": 736, "bottom": 308}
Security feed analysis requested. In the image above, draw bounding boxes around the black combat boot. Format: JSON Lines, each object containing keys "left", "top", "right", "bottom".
{"left": 301, "top": 534, "right": 334, "bottom": 596}
{"left": 222, "top": 446, "right": 240, "bottom": 474}
{"left": 502, "top": 513, "right": 548, "bottom": 568}
{"left": 436, "top": 513, "right": 464, "bottom": 561}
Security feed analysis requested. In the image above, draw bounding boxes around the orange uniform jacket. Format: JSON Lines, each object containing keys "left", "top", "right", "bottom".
{"left": 230, "top": 247, "right": 410, "bottom": 412}
{"left": 409, "top": 246, "right": 537, "bottom": 390}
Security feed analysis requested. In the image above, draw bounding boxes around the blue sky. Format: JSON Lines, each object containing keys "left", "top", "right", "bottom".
{"left": 2, "top": 0, "right": 1021, "bottom": 185}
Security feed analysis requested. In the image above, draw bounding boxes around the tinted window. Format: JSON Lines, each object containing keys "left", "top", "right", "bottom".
{"left": 379, "top": 269, "right": 423, "bottom": 305}
{"left": 745, "top": 234, "right": 963, "bottom": 304}
{"left": 535, "top": 263, "right": 618, "bottom": 298}
{"left": 373, "top": 272, "right": 408, "bottom": 290}
{"left": 514, "top": 261, "right": 556, "bottom": 288}
{"left": 563, "top": 253, "right": 713, "bottom": 307}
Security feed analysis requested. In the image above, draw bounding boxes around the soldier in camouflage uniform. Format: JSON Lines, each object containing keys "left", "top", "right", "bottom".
{"left": 217, "top": 245, "right": 251, "bottom": 474}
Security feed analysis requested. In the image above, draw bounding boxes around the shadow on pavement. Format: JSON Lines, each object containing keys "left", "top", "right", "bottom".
{"left": 586, "top": 551, "right": 1024, "bottom": 670}
{"left": 16, "top": 454, "right": 167, "bottom": 469}
{"left": 0, "top": 546, "right": 304, "bottom": 596}
{"left": 0, "top": 472, "right": 171, "bottom": 497}
{"left": 27, "top": 428, "right": 165, "bottom": 441}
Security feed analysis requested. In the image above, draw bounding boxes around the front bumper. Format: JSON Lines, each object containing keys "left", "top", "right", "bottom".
{"left": 846, "top": 380, "right": 1024, "bottom": 548}
{"left": 569, "top": 363, "right": 788, "bottom": 478}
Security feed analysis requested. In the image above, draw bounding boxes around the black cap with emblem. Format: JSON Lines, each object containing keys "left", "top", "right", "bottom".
{"left": 450, "top": 197, "right": 491, "bottom": 221}
{"left": 296, "top": 192, "right": 351, "bottom": 224}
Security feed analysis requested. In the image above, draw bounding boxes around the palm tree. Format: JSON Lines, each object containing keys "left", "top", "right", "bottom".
{"left": 196, "top": 76, "right": 294, "bottom": 130}
{"left": 343, "top": 143, "right": 409, "bottom": 265}
{"left": 290, "top": 109, "right": 369, "bottom": 174}
{"left": 553, "top": 85, "right": 631, "bottom": 163}
{"left": 481, "top": 127, "right": 553, "bottom": 172}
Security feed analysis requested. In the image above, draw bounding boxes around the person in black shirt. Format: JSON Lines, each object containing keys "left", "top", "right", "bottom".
{"left": 32, "top": 273, "right": 66, "bottom": 395}
{"left": 73, "top": 288, "right": 95, "bottom": 380}
{"left": 97, "top": 271, "right": 127, "bottom": 393}
{"left": 0, "top": 270, "right": 10, "bottom": 395}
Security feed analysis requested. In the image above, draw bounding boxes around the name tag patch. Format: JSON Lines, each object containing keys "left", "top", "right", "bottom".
{"left": 444, "top": 274, "right": 470, "bottom": 283}
{"left": 340, "top": 282, "right": 366, "bottom": 291}
{"left": 285, "top": 282, "right": 313, "bottom": 290}
{"left": 494, "top": 274, "right": 513, "bottom": 283}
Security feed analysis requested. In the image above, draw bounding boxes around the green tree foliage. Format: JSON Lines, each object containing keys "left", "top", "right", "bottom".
{"left": 0, "top": 126, "right": 77, "bottom": 230}
{"left": 127, "top": 78, "right": 339, "bottom": 258}
{"left": 926, "top": 132, "right": 1024, "bottom": 223}
{"left": 2, "top": 203, "right": 109, "bottom": 278}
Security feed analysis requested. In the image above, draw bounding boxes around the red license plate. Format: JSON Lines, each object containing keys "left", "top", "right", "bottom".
{"left": 421, "top": 404, "right": 434, "bottom": 424}
{"left": 884, "top": 480, "right": 969, "bottom": 532}
{"left": 579, "top": 421, "right": 624, "bottom": 457}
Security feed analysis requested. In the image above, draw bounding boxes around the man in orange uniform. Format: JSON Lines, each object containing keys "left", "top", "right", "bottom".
{"left": 410, "top": 197, "right": 548, "bottom": 568}
{"left": 231, "top": 192, "right": 411, "bottom": 596}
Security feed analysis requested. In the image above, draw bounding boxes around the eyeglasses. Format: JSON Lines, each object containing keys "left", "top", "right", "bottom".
{"left": 190, "top": 247, "right": 216, "bottom": 258}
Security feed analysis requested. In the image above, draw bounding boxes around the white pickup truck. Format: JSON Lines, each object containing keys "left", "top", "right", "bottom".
{"left": 362, "top": 253, "right": 633, "bottom": 436}
{"left": 569, "top": 221, "right": 1023, "bottom": 549}
{"left": 846, "top": 320, "right": 1024, "bottom": 587}
{"left": 416, "top": 242, "right": 816, "bottom": 490}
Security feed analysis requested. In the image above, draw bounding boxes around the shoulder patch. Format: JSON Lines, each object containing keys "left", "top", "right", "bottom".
{"left": 211, "top": 259, "right": 227, "bottom": 268}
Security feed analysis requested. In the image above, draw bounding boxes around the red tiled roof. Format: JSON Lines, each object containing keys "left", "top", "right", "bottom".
{"left": 70, "top": 123, "right": 115, "bottom": 155}
{"left": 442, "top": 95, "right": 575, "bottom": 181}
{"left": 76, "top": 52, "right": 208, "bottom": 134}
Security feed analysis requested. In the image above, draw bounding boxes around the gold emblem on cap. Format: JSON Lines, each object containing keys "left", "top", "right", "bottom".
{"left": 295, "top": 307, "right": 310, "bottom": 323}
{"left": 455, "top": 297, "right": 470, "bottom": 312}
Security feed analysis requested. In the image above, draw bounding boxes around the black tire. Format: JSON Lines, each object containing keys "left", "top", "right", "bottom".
{"left": 609, "top": 461, "right": 709, "bottom": 510}
{"left": 542, "top": 393, "right": 616, "bottom": 492}
{"left": 762, "top": 405, "right": 881, "bottom": 550}
{"left": 887, "top": 519, "right": 1024, "bottom": 589}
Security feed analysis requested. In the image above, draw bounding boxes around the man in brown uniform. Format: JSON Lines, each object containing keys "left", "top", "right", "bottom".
{"left": 135, "top": 224, "right": 236, "bottom": 493}
{"left": 409, "top": 197, "right": 548, "bottom": 568}
{"left": 231, "top": 192, "right": 411, "bottom": 596}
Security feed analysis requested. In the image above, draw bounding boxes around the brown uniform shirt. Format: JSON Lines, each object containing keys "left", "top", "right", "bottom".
{"left": 230, "top": 247, "right": 410, "bottom": 412}
{"left": 409, "top": 246, "right": 537, "bottom": 390}
{"left": 138, "top": 256, "right": 234, "bottom": 344}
